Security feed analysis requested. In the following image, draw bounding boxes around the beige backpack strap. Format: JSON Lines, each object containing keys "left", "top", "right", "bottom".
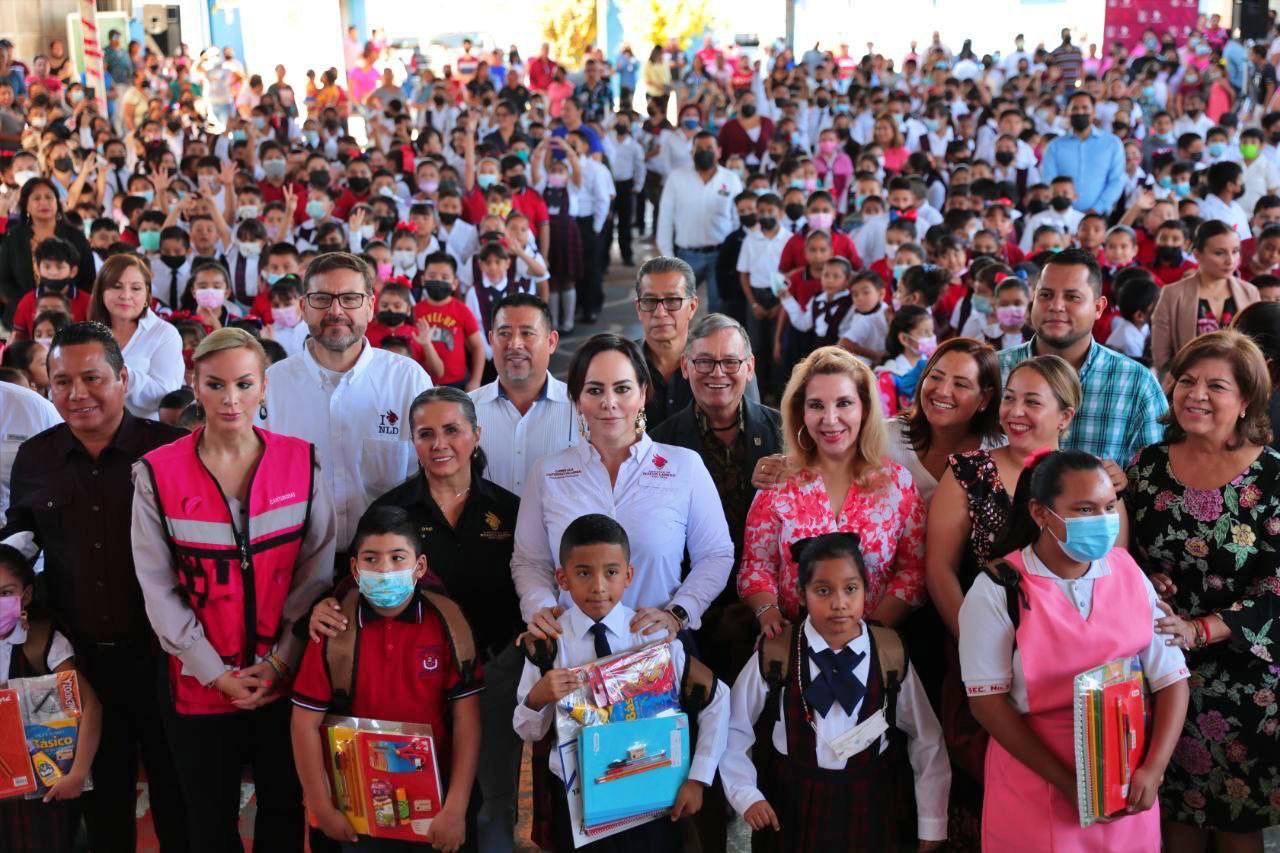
{"left": 679, "top": 649, "right": 717, "bottom": 713}
{"left": 21, "top": 617, "right": 52, "bottom": 676}
{"left": 421, "top": 590, "right": 477, "bottom": 682}
{"left": 758, "top": 622, "right": 794, "bottom": 689}
{"left": 325, "top": 588, "right": 361, "bottom": 711}
{"left": 869, "top": 624, "right": 907, "bottom": 728}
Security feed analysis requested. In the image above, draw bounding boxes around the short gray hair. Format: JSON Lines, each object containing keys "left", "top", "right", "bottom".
{"left": 635, "top": 256, "right": 696, "bottom": 298}
{"left": 684, "top": 313, "right": 753, "bottom": 358}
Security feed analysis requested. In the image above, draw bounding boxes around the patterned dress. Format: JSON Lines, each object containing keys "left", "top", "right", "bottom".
{"left": 1126, "top": 443, "right": 1280, "bottom": 832}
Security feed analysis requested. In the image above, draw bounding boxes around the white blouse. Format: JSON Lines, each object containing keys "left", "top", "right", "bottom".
{"left": 958, "top": 546, "right": 1190, "bottom": 714}
{"left": 1, "top": 623, "right": 73, "bottom": 680}
{"left": 121, "top": 309, "right": 185, "bottom": 421}
{"left": 883, "top": 417, "right": 1004, "bottom": 507}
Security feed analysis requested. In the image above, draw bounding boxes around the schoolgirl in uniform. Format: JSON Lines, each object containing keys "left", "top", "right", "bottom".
{"left": 721, "top": 533, "right": 949, "bottom": 852}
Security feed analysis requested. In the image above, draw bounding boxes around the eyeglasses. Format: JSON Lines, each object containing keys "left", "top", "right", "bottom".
{"left": 691, "top": 357, "right": 746, "bottom": 375}
{"left": 305, "top": 291, "right": 367, "bottom": 309}
{"left": 636, "top": 295, "right": 690, "bottom": 313}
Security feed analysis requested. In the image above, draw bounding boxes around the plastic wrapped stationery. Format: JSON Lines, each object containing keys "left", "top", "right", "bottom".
{"left": 552, "top": 641, "right": 684, "bottom": 847}
{"left": 318, "top": 717, "right": 444, "bottom": 841}
{"left": 0, "top": 671, "right": 92, "bottom": 801}
{"left": 1072, "top": 656, "right": 1148, "bottom": 827}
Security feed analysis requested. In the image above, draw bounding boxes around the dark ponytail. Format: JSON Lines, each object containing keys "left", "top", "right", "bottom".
{"left": 990, "top": 449, "right": 1107, "bottom": 557}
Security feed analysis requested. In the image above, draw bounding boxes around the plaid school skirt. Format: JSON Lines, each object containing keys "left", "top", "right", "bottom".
{"left": 0, "top": 796, "right": 79, "bottom": 853}
{"left": 547, "top": 212, "right": 584, "bottom": 281}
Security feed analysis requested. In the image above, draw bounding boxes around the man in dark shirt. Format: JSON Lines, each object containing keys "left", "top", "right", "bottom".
{"left": 1, "top": 322, "right": 188, "bottom": 851}
{"left": 650, "top": 312, "right": 781, "bottom": 853}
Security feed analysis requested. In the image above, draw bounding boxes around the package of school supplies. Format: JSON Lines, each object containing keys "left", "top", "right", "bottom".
{"left": 554, "top": 641, "right": 679, "bottom": 741}
{"left": 0, "top": 689, "right": 34, "bottom": 799}
{"left": 317, "top": 717, "right": 444, "bottom": 841}
{"left": 13, "top": 671, "right": 92, "bottom": 799}
{"left": 579, "top": 714, "right": 690, "bottom": 827}
{"left": 1072, "top": 656, "right": 1148, "bottom": 827}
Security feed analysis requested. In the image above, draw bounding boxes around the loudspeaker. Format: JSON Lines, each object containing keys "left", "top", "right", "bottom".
{"left": 1238, "top": 0, "right": 1271, "bottom": 41}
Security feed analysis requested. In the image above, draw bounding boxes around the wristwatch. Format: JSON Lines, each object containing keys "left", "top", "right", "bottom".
{"left": 666, "top": 604, "right": 689, "bottom": 631}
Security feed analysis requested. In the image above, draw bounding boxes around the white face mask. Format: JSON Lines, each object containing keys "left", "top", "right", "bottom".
{"left": 237, "top": 241, "right": 262, "bottom": 258}
{"left": 392, "top": 249, "right": 417, "bottom": 269}
{"left": 14, "top": 170, "right": 38, "bottom": 187}
{"left": 34, "top": 336, "right": 53, "bottom": 349}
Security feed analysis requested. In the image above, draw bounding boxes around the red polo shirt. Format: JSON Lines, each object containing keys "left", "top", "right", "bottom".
{"left": 779, "top": 229, "right": 863, "bottom": 275}
{"left": 292, "top": 594, "right": 484, "bottom": 764}
{"left": 511, "top": 188, "right": 549, "bottom": 234}
{"left": 11, "top": 286, "right": 92, "bottom": 337}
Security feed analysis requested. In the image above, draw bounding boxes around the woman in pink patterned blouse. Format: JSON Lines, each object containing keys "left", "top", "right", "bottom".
{"left": 738, "top": 346, "right": 926, "bottom": 637}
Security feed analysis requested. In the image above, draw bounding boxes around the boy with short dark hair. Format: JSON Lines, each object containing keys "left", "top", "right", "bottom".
{"left": 1106, "top": 269, "right": 1159, "bottom": 361}
{"left": 10, "top": 236, "right": 90, "bottom": 338}
{"left": 292, "top": 506, "right": 483, "bottom": 850}
{"left": 513, "top": 514, "right": 728, "bottom": 853}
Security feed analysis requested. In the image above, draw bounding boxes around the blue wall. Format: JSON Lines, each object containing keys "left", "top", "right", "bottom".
{"left": 206, "top": 0, "right": 245, "bottom": 58}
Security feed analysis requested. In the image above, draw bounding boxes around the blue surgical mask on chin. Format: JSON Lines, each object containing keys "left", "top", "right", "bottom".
{"left": 1047, "top": 509, "right": 1120, "bottom": 562}
{"left": 358, "top": 567, "right": 418, "bottom": 608}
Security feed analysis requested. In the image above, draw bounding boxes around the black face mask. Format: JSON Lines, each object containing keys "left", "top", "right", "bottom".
{"left": 757, "top": 215, "right": 778, "bottom": 231}
{"left": 166, "top": 120, "right": 182, "bottom": 133}
{"left": 309, "top": 168, "right": 331, "bottom": 188}
{"left": 693, "top": 149, "right": 716, "bottom": 171}
{"left": 39, "top": 277, "right": 71, "bottom": 293}
{"left": 739, "top": 213, "right": 758, "bottom": 229}
{"left": 108, "top": 155, "right": 126, "bottom": 170}
{"left": 422, "top": 279, "right": 453, "bottom": 301}
{"left": 1026, "top": 198, "right": 1048, "bottom": 214}
{"left": 1069, "top": 113, "right": 1092, "bottom": 132}
{"left": 815, "top": 98, "right": 830, "bottom": 108}
{"left": 1112, "top": 122, "right": 1129, "bottom": 135}
{"left": 506, "top": 174, "right": 526, "bottom": 191}
{"left": 376, "top": 310, "right": 412, "bottom": 327}
{"left": 1187, "top": 151, "right": 1202, "bottom": 163}
{"left": 784, "top": 203, "right": 805, "bottom": 221}
{"left": 377, "top": 215, "right": 398, "bottom": 233}
{"left": 995, "top": 150, "right": 1015, "bottom": 166}
{"left": 739, "top": 103, "right": 757, "bottom": 118}
{"left": 1270, "top": 132, "right": 1280, "bottom": 146}
{"left": 160, "top": 254, "right": 186, "bottom": 270}
{"left": 1155, "top": 245, "right": 1184, "bottom": 267}
{"left": 1050, "top": 195, "right": 1072, "bottom": 212}
{"left": 438, "top": 211, "right": 459, "bottom": 226}
{"left": 434, "top": 96, "right": 446, "bottom": 107}
{"left": 347, "top": 176, "right": 371, "bottom": 194}
{"left": 54, "top": 156, "right": 73, "bottom": 172}
{"left": 615, "top": 124, "right": 630, "bottom": 136}
{"left": 480, "top": 230, "right": 505, "bottom": 244}
{"left": 324, "top": 120, "right": 340, "bottom": 133}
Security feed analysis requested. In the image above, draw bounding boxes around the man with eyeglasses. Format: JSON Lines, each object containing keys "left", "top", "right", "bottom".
{"left": 636, "top": 256, "right": 758, "bottom": 428}
{"left": 649, "top": 311, "right": 780, "bottom": 852}
{"left": 481, "top": 99, "right": 528, "bottom": 154}
{"left": 257, "top": 252, "right": 432, "bottom": 572}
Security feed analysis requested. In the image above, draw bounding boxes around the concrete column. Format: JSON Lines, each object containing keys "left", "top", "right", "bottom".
{"left": 0, "top": 0, "right": 81, "bottom": 64}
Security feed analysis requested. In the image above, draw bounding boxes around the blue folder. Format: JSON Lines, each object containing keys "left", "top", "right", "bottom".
{"left": 579, "top": 714, "right": 690, "bottom": 827}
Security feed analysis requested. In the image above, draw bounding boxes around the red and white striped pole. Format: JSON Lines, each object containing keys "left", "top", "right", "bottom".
{"left": 78, "top": 0, "right": 107, "bottom": 115}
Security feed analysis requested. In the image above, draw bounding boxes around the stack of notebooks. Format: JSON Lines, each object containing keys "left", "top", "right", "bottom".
{"left": 553, "top": 642, "right": 690, "bottom": 847}
{"left": 1073, "top": 656, "right": 1148, "bottom": 827}
{"left": 319, "top": 717, "right": 444, "bottom": 841}
{"left": 0, "top": 672, "right": 91, "bottom": 801}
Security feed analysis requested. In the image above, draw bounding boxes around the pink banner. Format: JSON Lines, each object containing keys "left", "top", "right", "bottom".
{"left": 1102, "top": 0, "right": 1200, "bottom": 53}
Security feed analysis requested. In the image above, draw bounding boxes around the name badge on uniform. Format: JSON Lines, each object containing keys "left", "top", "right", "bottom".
{"left": 825, "top": 708, "right": 888, "bottom": 761}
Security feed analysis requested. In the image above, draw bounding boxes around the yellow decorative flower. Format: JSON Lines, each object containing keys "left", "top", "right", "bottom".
{"left": 1231, "top": 524, "right": 1256, "bottom": 547}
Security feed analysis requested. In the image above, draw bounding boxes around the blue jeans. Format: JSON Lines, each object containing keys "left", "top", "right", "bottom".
{"left": 676, "top": 247, "right": 720, "bottom": 314}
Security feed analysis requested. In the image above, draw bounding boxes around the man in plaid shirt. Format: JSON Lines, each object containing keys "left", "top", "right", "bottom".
{"left": 998, "top": 248, "right": 1167, "bottom": 465}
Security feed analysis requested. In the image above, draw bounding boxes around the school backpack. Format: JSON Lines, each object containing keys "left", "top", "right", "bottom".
{"left": 983, "top": 557, "right": 1032, "bottom": 646}
{"left": 10, "top": 617, "right": 53, "bottom": 678}
{"left": 324, "top": 587, "right": 477, "bottom": 716}
{"left": 758, "top": 622, "right": 907, "bottom": 727}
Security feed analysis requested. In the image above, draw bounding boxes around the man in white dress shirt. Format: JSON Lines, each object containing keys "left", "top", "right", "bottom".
{"left": 258, "top": 252, "right": 432, "bottom": 565}
{"left": 469, "top": 292, "right": 578, "bottom": 497}
{"left": 0, "top": 380, "right": 60, "bottom": 525}
{"left": 657, "top": 132, "right": 744, "bottom": 314}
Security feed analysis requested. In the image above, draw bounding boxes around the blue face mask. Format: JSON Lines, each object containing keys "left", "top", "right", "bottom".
{"left": 1047, "top": 509, "right": 1120, "bottom": 562}
{"left": 972, "top": 294, "right": 992, "bottom": 315}
{"left": 681, "top": 117, "right": 700, "bottom": 131}
{"left": 304, "top": 130, "right": 320, "bottom": 148}
{"left": 1208, "top": 141, "right": 1226, "bottom": 158}
{"left": 477, "top": 173, "right": 498, "bottom": 189}
{"left": 358, "top": 567, "right": 417, "bottom": 609}
{"left": 893, "top": 263, "right": 910, "bottom": 281}
{"left": 1174, "top": 182, "right": 1191, "bottom": 198}
{"left": 264, "top": 271, "right": 285, "bottom": 285}
{"left": 1158, "top": 175, "right": 1173, "bottom": 189}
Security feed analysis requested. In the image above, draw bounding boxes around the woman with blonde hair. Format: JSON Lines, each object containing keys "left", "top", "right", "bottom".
{"left": 131, "top": 326, "right": 335, "bottom": 851}
{"left": 89, "top": 253, "right": 183, "bottom": 419}
{"left": 738, "top": 345, "right": 926, "bottom": 638}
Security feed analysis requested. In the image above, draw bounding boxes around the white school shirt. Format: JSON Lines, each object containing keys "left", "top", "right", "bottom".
{"left": 602, "top": 132, "right": 647, "bottom": 184}
{"left": 656, "top": 166, "right": 743, "bottom": 257}
{"left": 439, "top": 220, "right": 480, "bottom": 268}
{"left": 840, "top": 303, "right": 891, "bottom": 362}
{"left": 958, "top": 546, "right": 1190, "bottom": 714}
{"left": 0, "top": 382, "right": 61, "bottom": 525}
{"left": 511, "top": 602, "right": 729, "bottom": 786}
{"left": 735, "top": 228, "right": 790, "bottom": 289}
{"left": 259, "top": 339, "right": 433, "bottom": 550}
{"left": 0, "top": 622, "right": 73, "bottom": 681}
{"left": 1198, "top": 193, "right": 1252, "bottom": 240}
{"left": 510, "top": 434, "right": 734, "bottom": 627}
{"left": 469, "top": 375, "right": 579, "bottom": 498}
{"left": 269, "top": 321, "right": 310, "bottom": 357}
{"left": 1018, "top": 208, "right": 1085, "bottom": 253}
{"left": 719, "top": 618, "right": 950, "bottom": 841}
{"left": 780, "top": 290, "right": 851, "bottom": 339}
{"left": 149, "top": 257, "right": 193, "bottom": 309}
{"left": 1106, "top": 317, "right": 1149, "bottom": 359}
{"left": 122, "top": 309, "right": 185, "bottom": 421}
{"left": 576, "top": 158, "right": 616, "bottom": 231}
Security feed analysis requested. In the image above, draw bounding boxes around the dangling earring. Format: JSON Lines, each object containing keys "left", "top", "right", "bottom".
{"left": 193, "top": 403, "right": 205, "bottom": 421}
{"left": 259, "top": 403, "right": 268, "bottom": 420}
{"left": 634, "top": 410, "right": 647, "bottom": 437}
{"left": 577, "top": 412, "right": 590, "bottom": 440}
{"left": 796, "top": 427, "right": 814, "bottom": 452}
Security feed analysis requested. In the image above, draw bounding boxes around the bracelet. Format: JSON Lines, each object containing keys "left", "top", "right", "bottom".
{"left": 265, "top": 652, "right": 290, "bottom": 679}
{"left": 1190, "top": 619, "right": 1206, "bottom": 650}
{"left": 1195, "top": 616, "right": 1214, "bottom": 649}
{"left": 753, "top": 603, "right": 780, "bottom": 619}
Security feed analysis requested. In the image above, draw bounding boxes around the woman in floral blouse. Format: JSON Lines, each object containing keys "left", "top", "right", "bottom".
{"left": 1126, "top": 330, "right": 1280, "bottom": 848}
{"left": 738, "top": 346, "right": 926, "bottom": 639}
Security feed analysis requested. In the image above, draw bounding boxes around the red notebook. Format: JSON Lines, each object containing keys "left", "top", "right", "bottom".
{"left": 0, "top": 689, "right": 35, "bottom": 799}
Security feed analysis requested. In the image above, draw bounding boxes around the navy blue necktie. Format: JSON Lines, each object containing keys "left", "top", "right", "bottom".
{"left": 588, "top": 622, "right": 612, "bottom": 658}
{"left": 803, "top": 647, "right": 866, "bottom": 717}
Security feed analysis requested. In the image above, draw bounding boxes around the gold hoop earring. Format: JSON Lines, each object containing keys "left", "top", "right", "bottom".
{"left": 634, "top": 411, "right": 647, "bottom": 437}
{"left": 796, "top": 427, "right": 814, "bottom": 452}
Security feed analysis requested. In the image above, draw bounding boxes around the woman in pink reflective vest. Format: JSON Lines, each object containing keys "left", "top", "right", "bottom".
{"left": 132, "top": 327, "right": 336, "bottom": 852}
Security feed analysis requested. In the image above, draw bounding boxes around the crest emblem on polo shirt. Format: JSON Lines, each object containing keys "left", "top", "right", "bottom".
{"left": 485, "top": 511, "right": 501, "bottom": 531}
{"left": 377, "top": 410, "right": 401, "bottom": 436}
{"left": 422, "top": 652, "right": 440, "bottom": 672}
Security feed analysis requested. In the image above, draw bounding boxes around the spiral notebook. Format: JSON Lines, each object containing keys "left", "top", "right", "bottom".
{"left": 1072, "top": 656, "right": 1147, "bottom": 827}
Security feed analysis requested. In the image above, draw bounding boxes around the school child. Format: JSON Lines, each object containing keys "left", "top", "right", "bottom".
{"left": 504, "top": 213, "right": 551, "bottom": 302}
{"left": 778, "top": 191, "right": 862, "bottom": 276}
{"left": 931, "top": 236, "right": 969, "bottom": 337}
{"left": 412, "top": 252, "right": 486, "bottom": 389}
{"left": 1252, "top": 273, "right": 1280, "bottom": 302}
{"left": 719, "top": 533, "right": 949, "bottom": 852}
{"left": 777, "top": 230, "right": 835, "bottom": 373}
{"left": 1029, "top": 225, "right": 1066, "bottom": 258}
{"left": 981, "top": 202, "right": 1025, "bottom": 266}
{"left": 779, "top": 257, "right": 855, "bottom": 348}
{"left": 877, "top": 304, "right": 935, "bottom": 379}
{"left": 1240, "top": 224, "right": 1280, "bottom": 282}
{"left": 461, "top": 244, "right": 538, "bottom": 371}
{"left": 291, "top": 506, "right": 482, "bottom": 850}
{"left": 1148, "top": 220, "right": 1198, "bottom": 285}
{"left": 893, "top": 264, "right": 950, "bottom": 315}
{"left": 226, "top": 217, "right": 269, "bottom": 308}
{"left": 366, "top": 280, "right": 428, "bottom": 365}
{"left": 390, "top": 225, "right": 422, "bottom": 282}
{"left": 868, "top": 219, "right": 918, "bottom": 296}
{"left": 716, "top": 191, "right": 760, "bottom": 320}
{"left": 886, "top": 243, "right": 927, "bottom": 305}
{"left": 536, "top": 152, "right": 584, "bottom": 332}
{"left": 1074, "top": 212, "right": 1107, "bottom": 259}
{"left": 266, "top": 276, "right": 309, "bottom": 357}
{"left": 838, "top": 271, "right": 891, "bottom": 364}
{"left": 736, "top": 194, "right": 792, "bottom": 385}
{"left": 958, "top": 450, "right": 1189, "bottom": 851}
{"left": 10, "top": 237, "right": 90, "bottom": 339}
{"left": 512, "top": 514, "right": 728, "bottom": 853}
{"left": 29, "top": 309, "right": 70, "bottom": 351}
{"left": 0, "top": 545, "right": 101, "bottom": 853}
{"left": 957, "top": 260, "right": 1010, "bottom": 339}
{"left": 180, "top": 260, "right": 245, "bottom": 329}
{"left": 982, "top": 274, "right": 1033, "bottom": 349}
{"left": 1106, "top": 269, "right": 1159, "bottom": 361}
